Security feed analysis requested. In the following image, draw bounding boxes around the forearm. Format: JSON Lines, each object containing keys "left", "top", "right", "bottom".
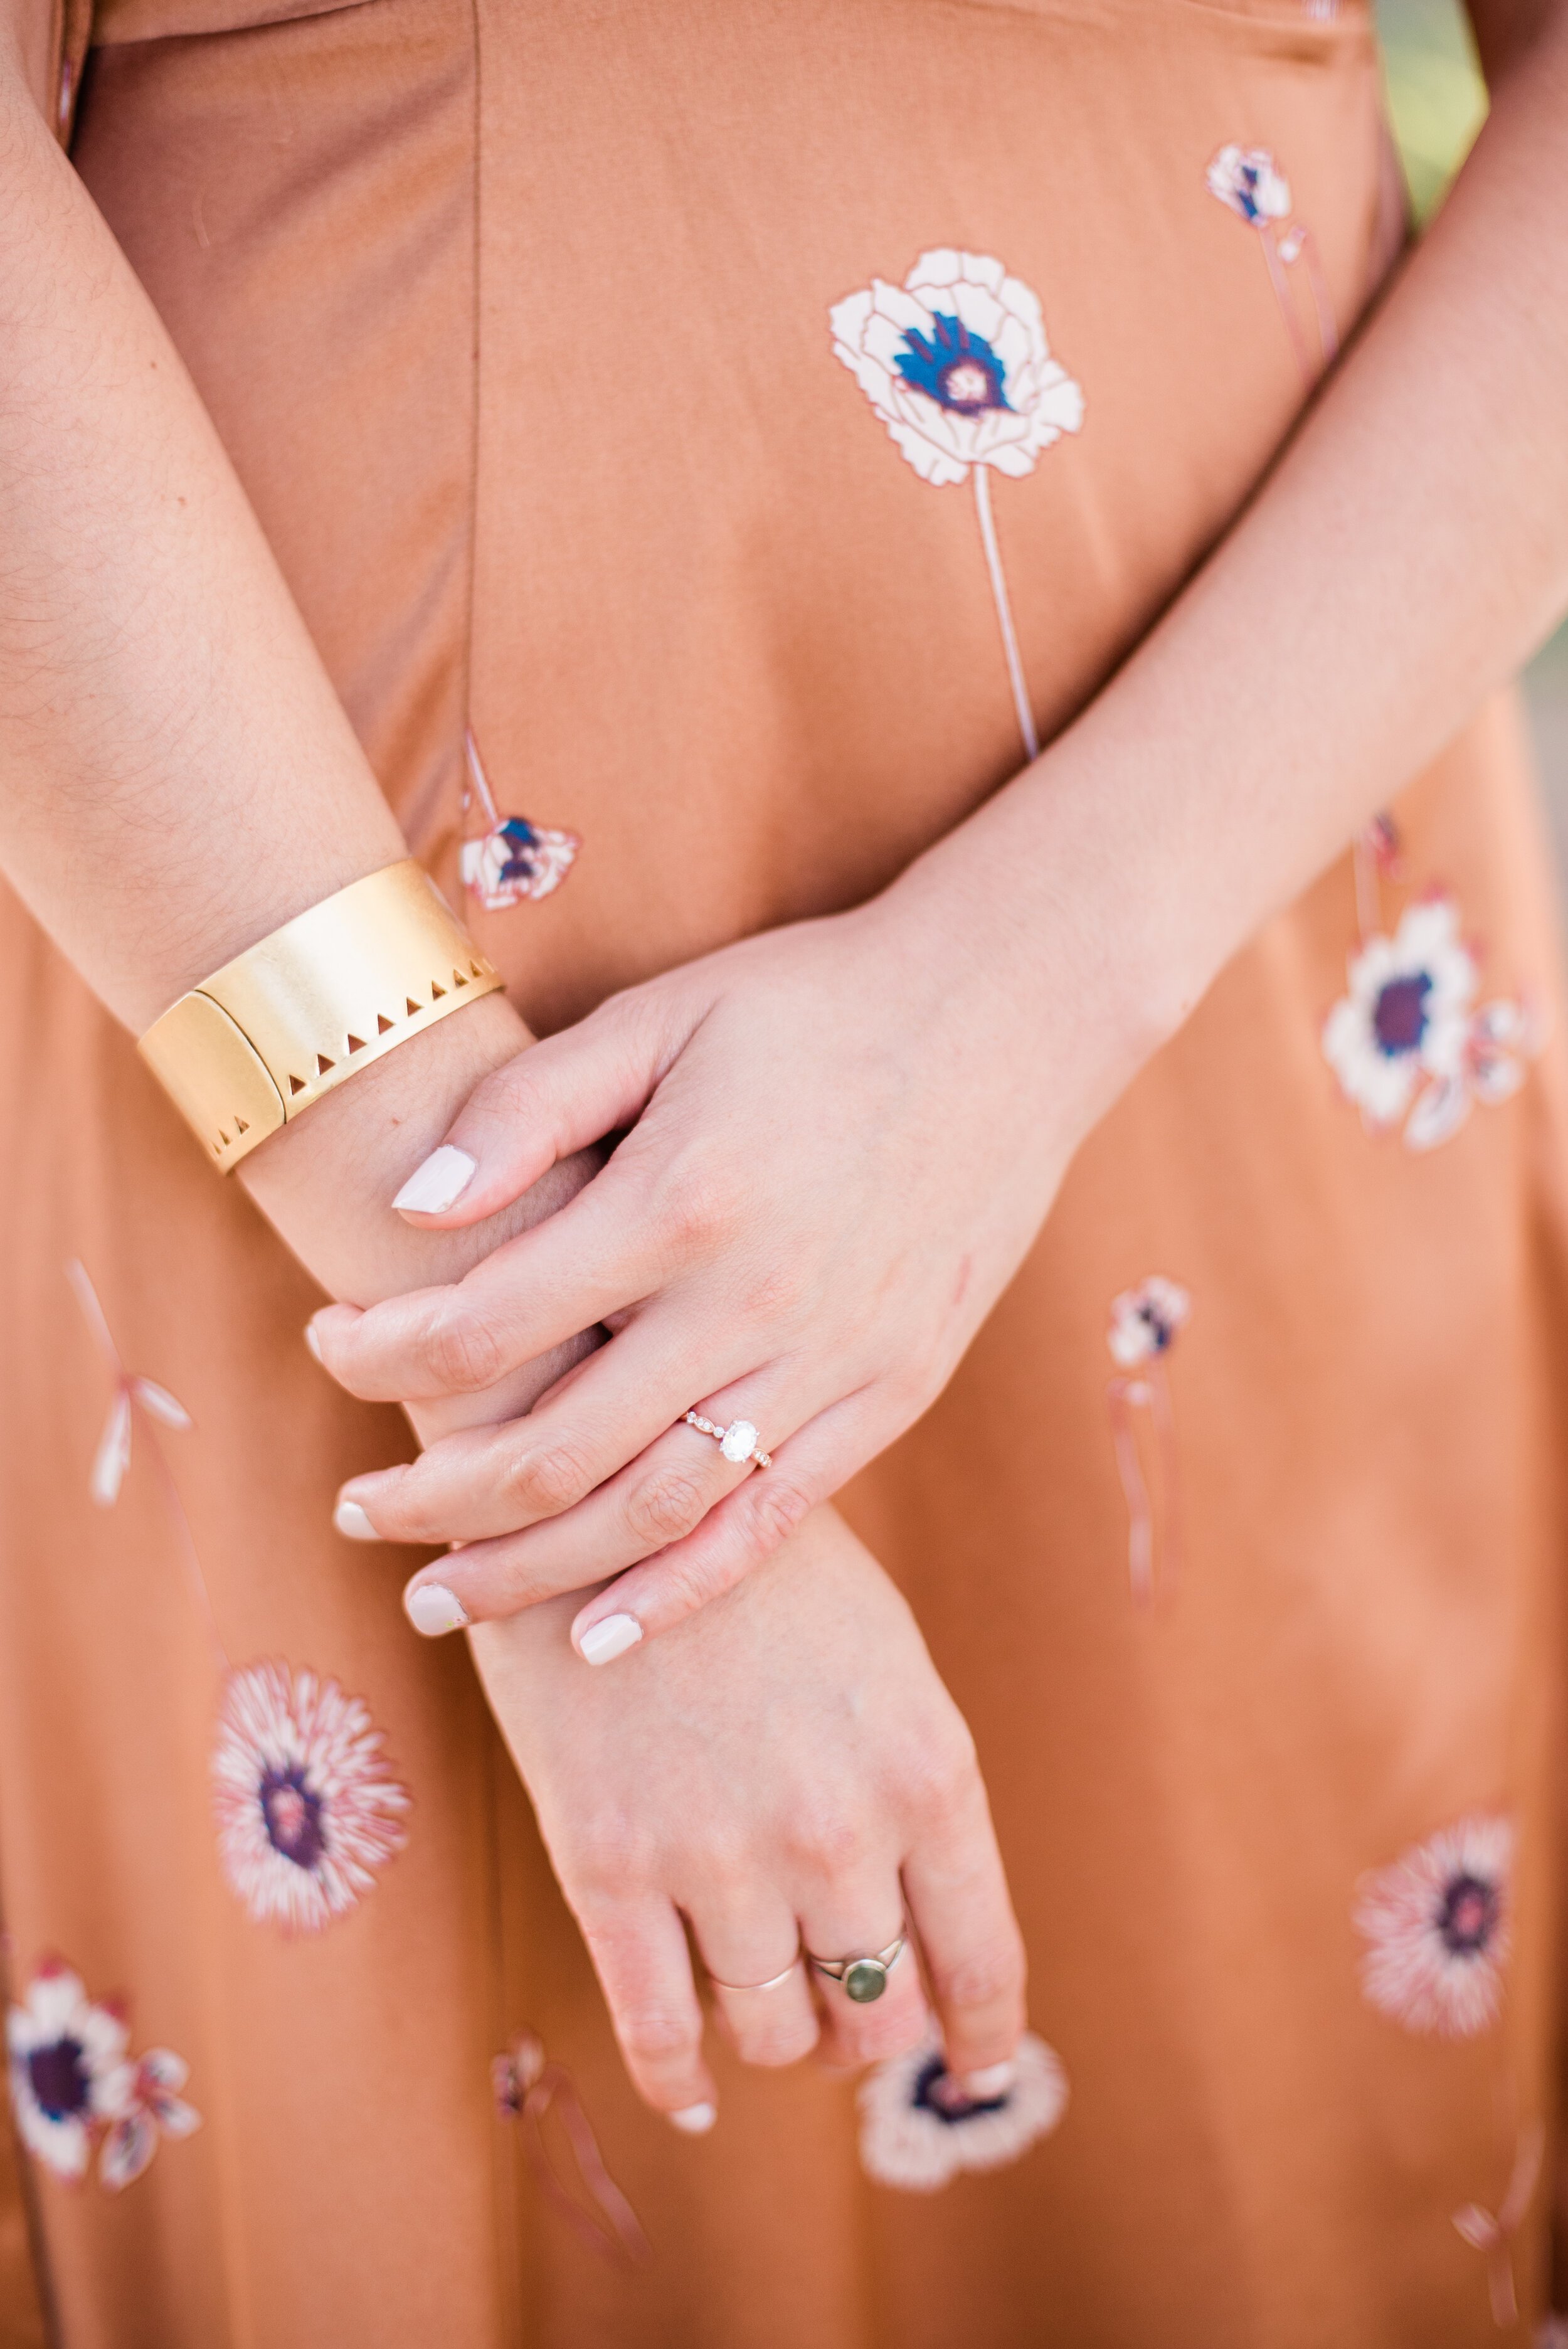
{"left": 899, "top": 16, "right": 1568, "bottom": 1132}
{"left": 0, "top": 50, "right": 591, "bottom": 1362}
{"left": 0, "top": 48, "right": 401, "bottom": 1022}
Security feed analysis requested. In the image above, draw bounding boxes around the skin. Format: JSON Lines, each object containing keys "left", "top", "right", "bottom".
{"left": 312, "top": 0, "right": 1568, "bottom": 1665}
{"left": 0, "top": 38, "right": 1026, "bottom": 2124}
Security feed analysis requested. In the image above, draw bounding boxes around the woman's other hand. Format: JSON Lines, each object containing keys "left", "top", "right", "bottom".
{"left": 309, "top": 874, "right": 1138, "bottom": 1655}
{"left": 467, "top": 1503, "right": 1027, "bottom": 2126}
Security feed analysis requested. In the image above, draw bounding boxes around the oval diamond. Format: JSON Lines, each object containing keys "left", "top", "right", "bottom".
{"left": 720, "top": 1419, "right": 758, "bottom": 1465}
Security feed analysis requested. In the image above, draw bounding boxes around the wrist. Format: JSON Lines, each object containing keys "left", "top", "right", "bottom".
{"left": 884, "top": 739, "right": 1207, "bottom": 1147}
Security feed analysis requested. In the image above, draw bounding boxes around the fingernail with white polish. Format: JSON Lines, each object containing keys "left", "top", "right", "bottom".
{"left": 960, "top": 2061, "right": 1017, "bottom": 2100}
{"left": 334, "top": 1498, "right": 379, "bottom": 1541}
{"left": 578, "top": 1612, "right": 643, "bottom": 1667}
{"left": 668, "top": 2103, "right": 716, "bottom": 2136}
{"left": 405, "top": 1581, "right": 470, "bottom": 1636}
{"left": 393, "top": 1143, "right": 477, "bottom": 1216}
{"left": 304, "top": 1322, "right": 324, "bottom": 1364}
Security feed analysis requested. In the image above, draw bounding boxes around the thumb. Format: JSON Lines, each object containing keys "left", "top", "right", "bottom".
{"left": 391, "top": 990, "right": 673, "bottom": 1225}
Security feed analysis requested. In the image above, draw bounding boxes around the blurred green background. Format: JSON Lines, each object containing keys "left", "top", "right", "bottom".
{"left": 1375, "top": 0, "right": 1568, "bottom": 861}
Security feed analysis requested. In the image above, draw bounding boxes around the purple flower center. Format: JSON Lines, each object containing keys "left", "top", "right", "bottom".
{"left": 1438, "top": 1872, "right": 1498, "bottom": 1959}
{"left": 896, "top": 314, "right": 1012, "bottom": 417}
{"left": 28, "top": 2037, "right": 90, "bottom": 2121}
{"left": 494, "top": 817, "right": 544, "bottom": 885}
{"left": 1372, "top": 972, "right": 1431, "bottom": 1057}
{"left": 260, "top": 1766, "right": 326, "bottom": 1873}
{"left": 911, "top": 2052, "right": 1009, "bottom": 2126}
{"left": 1136, "top": 1304, "right": 1173, "bottom": 1353}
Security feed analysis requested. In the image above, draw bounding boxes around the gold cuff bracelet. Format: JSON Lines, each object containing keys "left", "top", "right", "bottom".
{"left": 138, "top": 861, "right": 504, "bottom": 1173}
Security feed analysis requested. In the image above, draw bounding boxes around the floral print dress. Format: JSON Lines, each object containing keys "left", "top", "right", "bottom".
{"left": 0, "top": 0, "right": 1564, "bottom": 2343}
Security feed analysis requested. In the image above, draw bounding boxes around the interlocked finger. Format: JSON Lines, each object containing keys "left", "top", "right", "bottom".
{"left": 396, "top": 1411, "right": 795, "bottom": 1635}
{"left": 334, "top": 1312, "right": 792, "bottom": 1553}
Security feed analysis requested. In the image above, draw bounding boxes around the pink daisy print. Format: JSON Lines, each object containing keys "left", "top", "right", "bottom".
{"left": 857, "top": 2027, "right": 1067, "bottom": 2193}
{"left": 7, "top": 1958, "right": 199, "bottom": 2192}
{"left": 1353, "top": 1814, "right": 1512, "bottom": 2037}
{"left": 211, "top": 1662, "right": 410, "bottom": 1934}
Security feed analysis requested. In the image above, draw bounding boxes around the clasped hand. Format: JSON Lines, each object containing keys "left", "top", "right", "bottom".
{"left": 312, "top": 881, "right": 1073, "bottom": 1657}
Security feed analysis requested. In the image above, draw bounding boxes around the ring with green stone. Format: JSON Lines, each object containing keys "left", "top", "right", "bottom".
{"left": 808, "top": 1933, "right": 908, "bottom": 2005}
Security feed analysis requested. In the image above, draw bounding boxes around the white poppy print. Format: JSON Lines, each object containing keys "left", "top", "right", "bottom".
{"left": 830, "top": 248, "right": 1083, "bottom": 760}
{"left": 858, "top": 2027, "right": 1067, "bottom": 2193}
{"left": 1353, "top": 1813, "right": 1512, "bottom": 2037}
{"left": 460, "top": 731, "right": 580, "bottom": 915}
{"left": 8, "top": 1959, "right": 200, "bottom": 2191}
{"left": 211, "top": 1662, "right": 410, "bottom": 1934}
{"left": 1207, "top": 146, "right": 1337, "bottom": 385}
{"left": 1106, "top": 1277, "right": 1189, "bottom": 1604}
{"left": 1107, "top": 1274, "right": 1189, "bottom": 1369}
{"left": 1323, "top": 897, "right": 1540, "bottom": 1151}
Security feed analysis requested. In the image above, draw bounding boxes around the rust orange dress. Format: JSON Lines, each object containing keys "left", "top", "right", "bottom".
{"left": 1, "top": 2, "right": 1565, "bottom": 2342}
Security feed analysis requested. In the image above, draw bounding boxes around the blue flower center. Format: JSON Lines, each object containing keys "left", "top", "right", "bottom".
{"left": 1372, "top": 972, "right": 1431, "bottom": 1056}
{"left": 260, "top": 1766, "right": 326, "bottom": 1873}
{"left": 910, "top": 2052, "right": 1010, "bottom": 2126}
{"left": 896, "top": 313, "right": 1012, "bottom": 417}
{"left": 1234, "top": 164, "right": 1271, "bottom": 223}
{"left": 494, "top": 817, "right": 545, "bottom": 885}
{"left": 1438, "top": 1873, "right": 1496, "bottom": 1958}
{"left": 28, "top": 2037, "right": 90, "bottom": 2121}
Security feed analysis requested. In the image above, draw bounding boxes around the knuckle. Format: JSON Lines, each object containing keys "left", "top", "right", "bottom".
{"left": 938, "top": 1934, "right": 1027, "bottom": 2014}
{"left": 421, "top": 1306, "right": 507, "bottom": 1392}
{"left": 504, "top": 1435, "right": 595, "bottom": 1519}
{"left": 657, "top": 1157, "right": 740, "bottom": 1259}
{"left": 569, "top": 1813, "right": 654, "bottom": 1899}
{"left": 838, "top": 2005, "right": 928, "bottom": 2065}
{"left": 624, "top": 1468, "right": 709, "bottom": 1550}
{"left": 789, "top": 1798, "right": 872, "bottom": 1879}
{"left": 903, "top": 1724, "right": 980, "bottom": 1821}
{"left": 736, "top": 1261, "right": 810, "bottom": 1327}
{"left": 733, "top": 2014, "right": 818, "bottom": 2071}
{"left": 740, "top": 1473, "right": 812, "bottom": 1555}
{"left": 650, "top": 1554, "right": 730, "bottom": 1620}
{"left": 617, "top": 2008, "right": 701, "bottom": 2065}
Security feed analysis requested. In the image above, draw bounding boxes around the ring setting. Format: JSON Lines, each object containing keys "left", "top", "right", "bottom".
{"left": 808, "top": 1933, "right": 908, "bottom": 2004}
{"left": 684, "top": 1411, "right": 771, "bottom": 1470}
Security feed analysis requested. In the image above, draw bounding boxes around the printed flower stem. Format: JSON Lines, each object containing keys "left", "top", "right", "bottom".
{"left": 1106, "top": 1361, "right": 1182, "bottom": 1604}
{"left": 1453, "top": 2121, "right": 1542, "bottom": 2328}
{"left": 1300, "top": 233, "right": 1338, "bottom": 367}
{"left": 464, "top": 728, "right": 501, "bottom": 826}
{"left": 1259, "top": 230, "right": 1315, "bottom": 392}
{"left": 495, "top": 2032, "right": 651, "bottom": 2265}
{"left": 972, "top": 467, "right": 1039, "bottom": 763}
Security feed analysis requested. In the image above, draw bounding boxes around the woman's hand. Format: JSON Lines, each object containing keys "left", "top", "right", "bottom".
{"left": 310, "top": 876, "right": 1102, "bottom": 1656}
{"left": 468, "top": 1502, "right": 1027, "bottom": 2127}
